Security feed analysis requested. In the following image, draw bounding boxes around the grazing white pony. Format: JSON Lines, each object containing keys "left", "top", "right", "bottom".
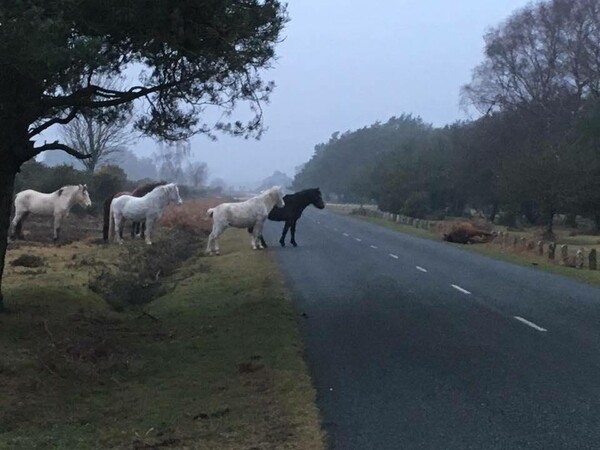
{"left": 109, "top": 183, "right": 183, "bottom": 245}
{"left": 10, "top": 184, "right": 92, "bottom": 241}
{"left": 206, "top": 186, "right": 285, "bottom": 255}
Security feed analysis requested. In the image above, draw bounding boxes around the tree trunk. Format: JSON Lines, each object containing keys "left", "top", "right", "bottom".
{"left": 0, "top": 162, "right": 17, "bottom": 312}
{"left": 489, "top": 201, "right": 499, "bottom": 223}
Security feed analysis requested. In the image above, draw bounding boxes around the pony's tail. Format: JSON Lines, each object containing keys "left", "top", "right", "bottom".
{"left": 108, "top": 200, "right": 116, "bottom": 242}
{"left": 206, "top": 208, "right": 214, "bottom": 219}
{"left": 102, "top": 196, "right": 113, "bottom": 241}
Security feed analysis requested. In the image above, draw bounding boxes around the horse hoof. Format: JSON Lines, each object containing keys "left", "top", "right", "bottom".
{"left": 291, "top": 242, "right": 298, "bottom": 247}
{"left": 146, "top": 241, "right": 152, "bottom": 246}
{"left": 280, "top": 242, "right": 285, "bottom": 247}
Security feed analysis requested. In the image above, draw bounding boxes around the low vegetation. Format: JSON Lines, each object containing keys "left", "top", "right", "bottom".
{"left": 0, "top": 201, "right": 324, "bottom": 449}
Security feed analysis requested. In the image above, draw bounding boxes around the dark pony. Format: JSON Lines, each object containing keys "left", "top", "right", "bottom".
{"left": 250, "top": 188, "right": 325, "bottom": 247}
{"left": 102, "top": 181, "right": 166, "bottom": 241}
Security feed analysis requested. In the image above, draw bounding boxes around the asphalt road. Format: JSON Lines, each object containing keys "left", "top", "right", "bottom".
{"left": 263, "top": 209, "right": 600, "bottom": 450}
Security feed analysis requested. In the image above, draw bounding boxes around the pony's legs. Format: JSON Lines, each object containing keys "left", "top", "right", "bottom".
{"left": 290, "top": 219, "right": 298, "bottom": 247}
{"left": 53, "top": 212, "right": 65, "bottom": 241}
{"left": 206, "top": 223, "right": 225, "bottom": 255}
{"left": 10, "top": 211, "right": 29, "bottom": 240}
{"left": 130, "top": 222, "right": 137, "bottom": 238}
{"left": 140, "top": 222, "right": 146, "bottom": 239}
{"left": 144, "top": 219, "right": 154, "bottom": 245}
{"left": 252, "top": 221, "right": 265, "bottom": 250}
{"left": 279, "top": 221, "right": 291, "bottom": 247}
{"left": 114, "top": 215, "right": 125, "bottom": 245}
{"left": 259, "top": 235, "right": 268, "bottom": 248}
{"left": 118, "top": 219, "right": 125, "bottom": 240}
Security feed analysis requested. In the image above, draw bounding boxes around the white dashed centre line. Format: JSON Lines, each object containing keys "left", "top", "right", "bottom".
{"left": 370, "top": 245, "right": 378, "bottom": 249}
{"left": 451, "top": 284, "right": 471, "bottom": 295}
{"left": 343, "top": 233, "right": 350, "bottom": 237}
{"left": 389, "top": 254, "right": 399, "bottom": 259}
{"left": 416, "top": 266, "right": 428, "bottom": 273}
{"left": 513, "top": 316, "right": 547, "bottom": 332}
{"left": 355, "top": 238, "right": 362, "bottom": 242}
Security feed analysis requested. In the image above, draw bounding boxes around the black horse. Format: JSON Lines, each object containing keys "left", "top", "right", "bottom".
{"left": 250, "top": 188, "right": 325, "bottom": 247}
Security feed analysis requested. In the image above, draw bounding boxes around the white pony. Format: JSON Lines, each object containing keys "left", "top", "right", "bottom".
{"left": 10, "top": 184, "right": 92, "bottom": 241}
{"left": 109, "top": 183, "right": 183, "bottom": 245}
{"left": 206, "top": 186, "right": 285, "bottom": 255}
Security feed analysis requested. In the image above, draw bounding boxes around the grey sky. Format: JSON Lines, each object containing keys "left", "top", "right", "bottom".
{"left": 182, "top": 0, "right": 534, "bottom": 186}
{"left": 48, "top": 0, "right": 533, "bottom": 186}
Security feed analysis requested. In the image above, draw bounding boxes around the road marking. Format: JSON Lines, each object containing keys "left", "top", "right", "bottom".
{"left": 370, "top": 245, "right": 378, "bottom": 249}
{"left": 343, "top": 233, "right": 349, "bottom": 237}
{"left": 355, "top": 238, "right": 362, "bottom": 242}
{"left": 451, "top": 284, "right": 471, "bottom": 295}
{"left": 513, "top": 316, "right": 547, "bottom": 332}
{"left": 389, "top": 254, "right": 399, "bottom": 259}
{"left": 416, "top": 266, "right": 428, "bottom": 273}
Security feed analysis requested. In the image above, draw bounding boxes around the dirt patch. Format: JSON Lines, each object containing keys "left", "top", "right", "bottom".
{"left": 10, "top": 254, "right": 45, "bottom": 268}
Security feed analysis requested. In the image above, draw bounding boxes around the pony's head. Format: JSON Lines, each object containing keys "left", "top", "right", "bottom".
{"left": 166, "top": 183, "right": 183, "bottom": 205}
{"left": 76, "top": 184, "right": 92, "bottom": 208}
{"left": 309, "top": 188, "right": 325, "bottom": 209}
{"left": 270, "top": 186, "right": 285, "bottom": 208}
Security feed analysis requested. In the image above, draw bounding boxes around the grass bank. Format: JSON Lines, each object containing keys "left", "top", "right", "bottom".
{"left": 0, "top": 229, "right": 324, "bottom": 449}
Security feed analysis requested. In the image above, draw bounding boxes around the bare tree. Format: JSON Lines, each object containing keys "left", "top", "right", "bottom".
{"left": 154, "top": 141, "right": 191, "bottom": 183}
{"left": 59, "top": 78, "right": 135, "bottom": 173}
{"left": 186, "top": 161, "right": 209, "bottom": 188}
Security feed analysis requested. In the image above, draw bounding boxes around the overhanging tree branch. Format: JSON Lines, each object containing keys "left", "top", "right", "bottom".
{"left": 30, "top": 141, "right": 91, "bottom": 160}
{"left": 28, "top": 107, "right": 79, "bottom": 138}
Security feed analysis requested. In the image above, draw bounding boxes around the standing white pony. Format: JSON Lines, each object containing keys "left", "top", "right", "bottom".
{"left": 109, "top": 183, "right": 183, "bottom": 245}
{"left": 10, "top": 184, "right": 92, "bottom": 241}
{"left": 206, "top": 186, "right": 285, "bottom": 255}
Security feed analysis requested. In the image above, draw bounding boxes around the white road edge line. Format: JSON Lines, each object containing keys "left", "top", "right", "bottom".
{"left": 370, "top": 245, "right": 378, "bottom": 249}
{"left": 389, "top": 254, "right": 399, "bottom": 259}
{"left": 416, "top": 266, "right": 428, "bottom": 273}
{"left": 451, "top": 284, "right": 471, "bottom": 295}
{"left": 355, "top": 238, "right": 362, "bottom": 242}
{"left": 513, "top": 316, "right": 548, "bottom": 332}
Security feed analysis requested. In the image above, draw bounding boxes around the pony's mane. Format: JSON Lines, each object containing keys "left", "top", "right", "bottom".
{"left": 131, "top": 181, "right": 167, "bottom": 197}
{"left": 55, "top": 185, "right": 80, "bottom": 196}
{"left": 295, "top": 188, "right": 319, "bottom": 196}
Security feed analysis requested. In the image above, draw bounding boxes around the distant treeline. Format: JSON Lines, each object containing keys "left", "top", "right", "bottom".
{"left": 294, "top": 0, "right": 600, "bottom": 233}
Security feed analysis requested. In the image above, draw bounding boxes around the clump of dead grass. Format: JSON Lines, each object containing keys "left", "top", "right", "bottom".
{"left": 160, "top": 198, "right": 224, "bottom": 234}
{"left": 89, "top": 228, "right": 202, "bottom": 310}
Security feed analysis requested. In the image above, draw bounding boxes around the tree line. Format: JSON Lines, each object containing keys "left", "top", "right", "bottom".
{"left": 294, "top": 0, "right": 600, "bottom": 235}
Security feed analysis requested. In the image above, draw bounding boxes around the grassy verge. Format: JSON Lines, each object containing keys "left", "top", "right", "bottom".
{"left": 0, "top": 230, "right": 324, "bottom": 449}
{"left": 344, "top": 212, "right": 600, "bottom": 287}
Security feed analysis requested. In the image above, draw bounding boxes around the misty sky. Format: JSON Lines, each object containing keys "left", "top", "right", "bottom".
{"left": 49, "top": 0, "right": 534, "bottom": 186}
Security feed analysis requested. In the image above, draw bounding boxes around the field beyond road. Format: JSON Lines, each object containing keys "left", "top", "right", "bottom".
{"left": 0, "top": 201, "right": 324, "bottom": 449}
